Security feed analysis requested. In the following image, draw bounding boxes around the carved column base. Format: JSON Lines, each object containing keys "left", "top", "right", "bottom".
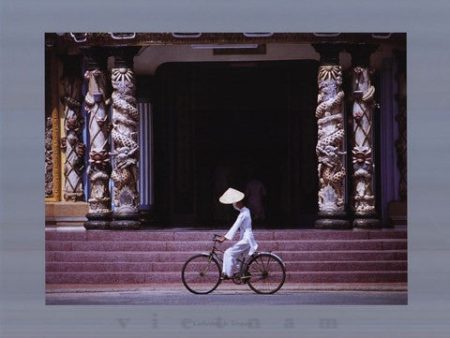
{"left": 84, "top": 212, "right": 112, "bottom": 230}
{"left": 111, "top": 212, "right": 141, "bottom": 230}
{"left": 64, "top": 192, "right": 84, "bottom": 202}
{"left": 315, "top": 212, "right": 351, "bottom": 229}
{"left": 353, "top": 216, "right": 381, "bottom": 229}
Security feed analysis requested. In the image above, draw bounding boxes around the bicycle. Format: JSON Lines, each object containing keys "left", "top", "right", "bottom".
{"left": 181, "top": 234, "right": 286, "bottom": 294}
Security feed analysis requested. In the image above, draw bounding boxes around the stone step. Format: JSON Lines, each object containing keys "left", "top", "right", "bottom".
{"left": 45, "top": 228, "right": 407, "bottom": 285}
{"left": 46, "top": 271, "right": 407, "bottom": 284}
{"left": 46, "top": 260, "right": 407, "bottom": 273}
{"left": 45, "top": 239, "right": 407, "bottom": 252}
{"left": 46, "top": 250, "right": 407, "bottom": 263}
{"left": 45, "top": 229, "right": 407, "bottom": 241}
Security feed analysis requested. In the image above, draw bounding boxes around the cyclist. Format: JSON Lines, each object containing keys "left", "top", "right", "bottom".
{"left": 216, "top": 187, "right": 258, "bottom": 280}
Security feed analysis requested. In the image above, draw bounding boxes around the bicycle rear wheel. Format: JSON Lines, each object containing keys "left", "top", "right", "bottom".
{"left": 246, "top": 253, "right": 286, "bottom": 294}
{"left": 181, "top": 254, "right": 221, "bottom": 294}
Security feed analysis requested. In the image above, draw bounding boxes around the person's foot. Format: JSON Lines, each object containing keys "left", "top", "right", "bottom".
{"left": 220, "top": 273, "right": 229, "bottom": 280}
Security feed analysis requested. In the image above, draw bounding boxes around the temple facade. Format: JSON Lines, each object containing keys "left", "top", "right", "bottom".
{"left": 44, "top": 33, "right": 406, "bottom": 230}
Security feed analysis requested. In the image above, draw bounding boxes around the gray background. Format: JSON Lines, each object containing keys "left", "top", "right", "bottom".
{"left": 0, "top": 0, "right": 449, "bottom": 337}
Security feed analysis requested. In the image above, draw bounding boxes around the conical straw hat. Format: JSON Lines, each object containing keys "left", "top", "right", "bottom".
{"left": 219, "top": 188, "right": 245, "bottom": 204}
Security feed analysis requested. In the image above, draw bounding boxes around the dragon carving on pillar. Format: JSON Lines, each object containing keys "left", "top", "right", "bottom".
{"left": 110, "top": 68, "right": 139, "bottom": 214}
{"left": 316, "top": 65, "right": 347, "bottom": 213}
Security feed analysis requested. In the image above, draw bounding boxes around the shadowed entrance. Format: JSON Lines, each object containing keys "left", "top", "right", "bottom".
{"left": 153, "top": 60, "right": 319, "bottom": 228}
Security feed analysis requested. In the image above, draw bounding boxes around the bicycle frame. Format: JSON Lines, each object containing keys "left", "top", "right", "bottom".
{"left": 181, "top": 234, "right": 286, "bottom": 294}
{"left": 211, "top": 238, "right": 254, "bottom": 278}
{"left": 210, "top": 235, "right": 286, "bottom": 280}
{"left": 204, "top": 238, "right": 224, "bottom": 264}
{"left": 207, "top": 236, "right": 249, "bottom": 278}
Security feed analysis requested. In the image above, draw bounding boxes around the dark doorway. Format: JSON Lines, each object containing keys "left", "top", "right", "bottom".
{"left": 153, "top": 60, "right": 318, "bottom": 228}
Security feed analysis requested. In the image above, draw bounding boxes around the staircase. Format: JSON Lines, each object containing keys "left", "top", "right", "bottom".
{"left": 46, "top": 227, "right": 407, "bottom": 284}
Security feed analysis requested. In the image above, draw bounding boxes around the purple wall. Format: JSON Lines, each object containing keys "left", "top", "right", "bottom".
{"left": 379, "top": 57, "right": 401, "bottom": 225}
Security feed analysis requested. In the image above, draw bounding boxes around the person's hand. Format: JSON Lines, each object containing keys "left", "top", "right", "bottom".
{"left": 216, "top": 235, "right": 226, "bottom": 243}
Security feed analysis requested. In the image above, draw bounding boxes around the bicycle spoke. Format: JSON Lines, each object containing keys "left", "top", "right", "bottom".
{"left": 252, "top": 256, "right": 265, "bottom": 273}
{"left": 247, "top": 254, "right": 286, "bottom": 294}
{"left": 248, "top": 261, "right": 264, "bottom": 275}
{"left": 265, "top": 255, "right": 272, "bottom": 271}
{"left": 264, "top": 280, "right": 273, "bottom": 291}
{"left": 182, "top": 254, "right": 221, "bottom": 294}
{"left": 249, "top": 274, "right": 266, "bottom": 282}
{"left": 199, "top": 260, "right": 213, "bottom": 275}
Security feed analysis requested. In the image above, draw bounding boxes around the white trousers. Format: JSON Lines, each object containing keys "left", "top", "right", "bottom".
{"left": 222, "top": 240, "right": 251, "bottom": 277}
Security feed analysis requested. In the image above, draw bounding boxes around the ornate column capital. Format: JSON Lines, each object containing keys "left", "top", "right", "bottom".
{"left": 110, "top": 47, "right": 140, "bottom": 68}
{"left": 346, "top": 44, "right": 378, "bottom": 67}
{"left": 81, "top": 47, "right": 109, "bottom": 71}
{"left": 312, "top": 43, "right": 345, "bottom": 65}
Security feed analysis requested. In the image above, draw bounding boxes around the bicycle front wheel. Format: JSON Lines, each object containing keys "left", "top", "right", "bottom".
{"left": 246, "top": 253, "right": 286, "bottom": 294}
{"left": 181, "top": 254, "right": 221, "bottom": 294}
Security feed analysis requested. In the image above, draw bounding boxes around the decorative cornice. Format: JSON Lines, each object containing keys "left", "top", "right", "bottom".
{"left": 45, "top": 33, "right": 406, "bottom": 51}
{"left": 312, "top": 43, "right": 345, "bottom": 65}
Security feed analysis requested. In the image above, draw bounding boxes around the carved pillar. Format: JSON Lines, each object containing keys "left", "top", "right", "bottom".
{"left": 45, "top": 116, "right": 54, "bottom": 197}
{"left": 45, "top": 49, "right": 54, "bottom": 199}
{"left": 110, "top": 48, "right": 141, "bottom": 229}
{"left": 83, "top": 49, "right": 112, "bottom": 229}
{"left": 347, "top": 44, "right": 380, "bottom": 228}
{"left": 60, "top": 56, "right": 85, "bottom": 201}
{"left": 395, "top": 50, "right": 407, "bottom": 202}
{"left": 312, "top": 44, "right": 350, "bottom": 229}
